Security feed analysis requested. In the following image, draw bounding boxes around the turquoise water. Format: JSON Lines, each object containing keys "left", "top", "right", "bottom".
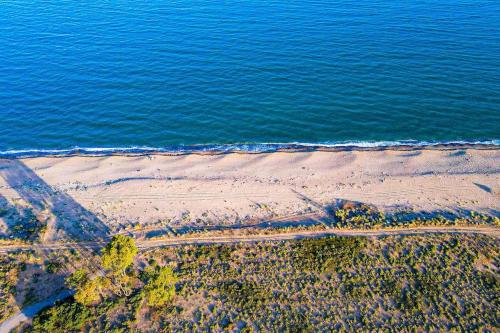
{"left": 1, "top": 0, "right": 499, "bottom": 154}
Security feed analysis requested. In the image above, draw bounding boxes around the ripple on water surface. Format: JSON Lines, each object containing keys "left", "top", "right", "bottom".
{"left": 1, "top": 0, "right": 499, "bottom": 150}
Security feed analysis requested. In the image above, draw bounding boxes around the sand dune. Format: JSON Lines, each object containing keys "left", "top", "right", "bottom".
{"left": 0, "top": 148, "right": 498, "bottom": 239}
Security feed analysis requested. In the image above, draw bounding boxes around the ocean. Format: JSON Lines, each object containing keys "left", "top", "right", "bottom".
{"left": 1, "top": 0, "right": 499, "bottom": 155}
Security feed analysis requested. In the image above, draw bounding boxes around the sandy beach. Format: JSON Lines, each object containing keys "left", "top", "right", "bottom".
{"left": 0, "top": 148, "right": 498, "bottom": 240}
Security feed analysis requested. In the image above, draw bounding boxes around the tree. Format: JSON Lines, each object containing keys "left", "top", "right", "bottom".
{"left": 66, "top": 269, "right": 108, "bottom": 306}
{"left": 101, "top": 235, "right": 138, "bottom": 274}
{"left": 65, "top": 236, "right": 139, "bottom": 304}
{"left": 101, "top": 235, "right": 138, "bottom": 296}
{"left": 144, "top": 266, "right": 178, "bottom": 307}
{"left": 73, "top": 278, "right": 101, "bottom": 306}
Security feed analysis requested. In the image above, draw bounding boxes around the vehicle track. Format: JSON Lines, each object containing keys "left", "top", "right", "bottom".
{"left": 0, "top": 226, "right": 498, "bottom": 254}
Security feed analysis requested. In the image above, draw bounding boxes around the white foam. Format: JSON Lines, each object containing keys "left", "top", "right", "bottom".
{"left": 1, "top": 140, "right": 498, "bottom": 158}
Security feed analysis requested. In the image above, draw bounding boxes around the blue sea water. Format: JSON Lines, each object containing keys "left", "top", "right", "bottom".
{"left": 1, "top": 0, "right": 499, "bottom": 154}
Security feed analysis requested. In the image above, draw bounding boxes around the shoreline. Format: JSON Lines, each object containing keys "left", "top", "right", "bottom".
{"left": 1, "top": 141, "right": 499, "bottom": 159}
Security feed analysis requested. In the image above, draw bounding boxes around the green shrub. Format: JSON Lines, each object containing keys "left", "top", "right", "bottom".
{"left": 30, "top": 300, "right": 92, "bottom": 332}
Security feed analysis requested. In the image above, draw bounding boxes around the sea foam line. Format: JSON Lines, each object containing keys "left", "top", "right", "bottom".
{"left": 0, "top": 140, "right": 499, "bottom": 158}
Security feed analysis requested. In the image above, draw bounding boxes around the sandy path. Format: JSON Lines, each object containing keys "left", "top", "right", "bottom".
{"left": 0, "top": 148, "right": 498, "bottom": 240}
{"left": 0, "top": 226, "right": 498, "bottom": 253}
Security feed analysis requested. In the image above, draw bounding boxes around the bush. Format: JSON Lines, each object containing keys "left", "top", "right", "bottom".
{"left": 292, "top": 236, "right": 366, "bottom": 272}
{"left": 144, "top": 266, "right": 177, "bottom": 307}
{"left": 30, "top": 300, "right": 92, "bottom": 332}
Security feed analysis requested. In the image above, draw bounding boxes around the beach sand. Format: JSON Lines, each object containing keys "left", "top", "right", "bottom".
{"left": 0, "top": 148, "right": 498, "bottom": 240}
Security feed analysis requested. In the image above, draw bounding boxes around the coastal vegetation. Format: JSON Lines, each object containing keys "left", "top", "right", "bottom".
{"left": 330, "top": 201, "right": 499, "bottom": 229}
{"left": 0, "top": 255, "right": 19, "bottom": 322}
{"left": 0, "top": 231, "right": 496, "bottom": 332}
{"left": 0, "top": 202, "right": 47, "bottom": 242}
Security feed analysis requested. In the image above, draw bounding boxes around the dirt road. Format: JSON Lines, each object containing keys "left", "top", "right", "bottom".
{"left": 0, "top": 226, "right": 498, "bottom": 254}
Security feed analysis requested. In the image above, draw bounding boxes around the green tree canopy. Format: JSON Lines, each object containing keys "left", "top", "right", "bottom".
{"left": 144, "top": 266, "right": 178, "bottom": 307}
{"left": 73, "top": 278, "right": 101, "bottom": 306}
{"left": 101, "top": 235, "right": 138, "bottom": 274}
{"left": 65, "top": 268, "right": 88, "bottom": 289}
{"left": 66, "top": 269, "right": 109, "bottom": 306}
{"left": 31, "top": 301, "right": 91, "bottom": 332}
